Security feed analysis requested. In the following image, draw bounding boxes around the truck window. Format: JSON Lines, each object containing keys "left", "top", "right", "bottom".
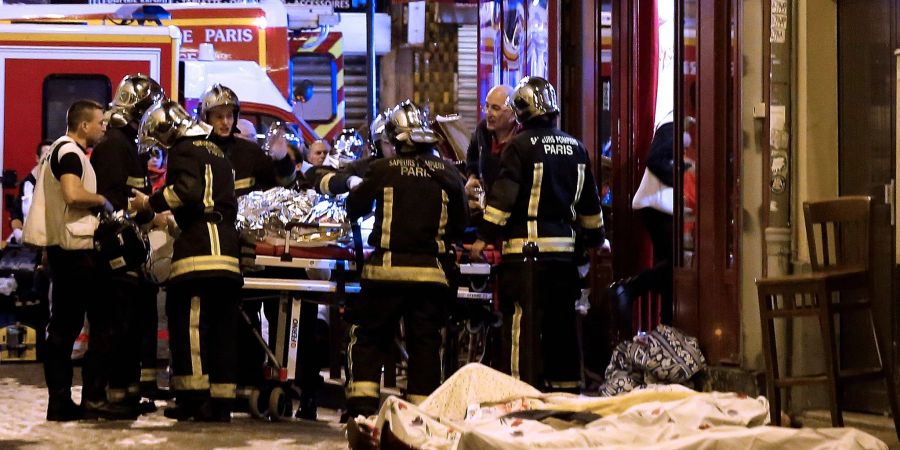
{"left": 42, "top": 75, "right": 111, "bottom": 141}
{"left": 291, "top": 54, "right": 337, "bottom": 123}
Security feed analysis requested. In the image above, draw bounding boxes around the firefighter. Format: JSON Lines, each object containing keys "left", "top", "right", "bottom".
{"left": 195, "top": 83, "right": 299, "bottom": 414}
{"left": 343, "top": 100, "right": 468, "bottom": 419}
{"left": 197, "top": 83, "right": 295, "bottom": 196}
{"left": 130, "top": 100, "right": 242, "bottom": 422}
{"left": 469, "top": 77, "right": 605, "bottom": 392}
{"left": 91, "top": 74, "right": 166, "bottom": 413}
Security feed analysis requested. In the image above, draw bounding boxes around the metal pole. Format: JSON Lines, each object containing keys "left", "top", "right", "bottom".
{"left": 766, "top": 0, "right": 792, "bottom": 276}
{"left": 765, "top": 0, "right": 794, "bottom": 416}
{"left": 365, "top": 0, "right": 377, "bottom": 124}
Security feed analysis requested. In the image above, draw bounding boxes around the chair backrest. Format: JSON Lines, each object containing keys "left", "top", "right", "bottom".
{"left": 803, "top": 195, "right": 871, "bottom": 272}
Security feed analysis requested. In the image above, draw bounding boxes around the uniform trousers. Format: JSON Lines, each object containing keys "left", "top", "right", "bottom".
{"left": 496, "top": 259, "right": 582, "bottom": 391}
{"left": 107, "top": 275, "right": 159, "bottom": 401}
{"left": 166, "top": 278, "right": 240, "bottom": 403}
{"left": 345, "top": 281, "right": 448, "bottom": 414}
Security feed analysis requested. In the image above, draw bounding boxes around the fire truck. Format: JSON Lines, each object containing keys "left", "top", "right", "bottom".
{"left": 0, "top": 0, "right": 292, "bottom": 97}
{"left": 0, "top": 0, "right": 392, "bottom": 147}
{"left": 0, "top": 20, "right": 318, "bottom": 237}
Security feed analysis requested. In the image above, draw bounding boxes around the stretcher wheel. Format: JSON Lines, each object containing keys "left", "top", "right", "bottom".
{"left": 268, "top": 386, "right": 294, "bottom": 421}
{"left": 247, "top": 388, "right": 269, "bottom": 420}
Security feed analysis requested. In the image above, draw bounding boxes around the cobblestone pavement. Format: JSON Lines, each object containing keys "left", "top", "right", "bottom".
{"left": 0, "top": 363, "right": 348, "bottom": 449}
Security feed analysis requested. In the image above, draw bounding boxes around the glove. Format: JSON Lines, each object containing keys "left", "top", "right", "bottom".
{"left": 103, "top": 198, "right": 115, "bottom": 214}
{"left": 268, "top": 136, "right": 289, "bottom": 161}
{"left": 346, "top": 176, "right": 363, "bottom": 190}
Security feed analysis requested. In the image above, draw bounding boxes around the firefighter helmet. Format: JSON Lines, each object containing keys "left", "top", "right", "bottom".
{"left": 368, "top": 109, "right": 390, "bottom": 158}
{"left": 383, "top": 100, "right": 438, "bottom": 153}
{"left": 197, "top": 83, "right": 240, "bottom": 124}
{"left": 138, "top": 100, "right": 211, "bottom": 153}
{"left": 108, "top": 74, "right": 164, "bottom": 128}
{"left": 325, "top": 128, "right": 365, "bottom": 169}
{"left": 509, "top": 76, "right": 559, "bottom": 123}
{"left": 94, "top": 211, "right": 150, "bottom": 274}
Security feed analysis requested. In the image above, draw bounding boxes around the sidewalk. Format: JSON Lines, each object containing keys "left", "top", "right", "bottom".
{"left": 0, "top": 363, "right": 347, "bottom": 449}
{"left": 799, "top": 410, "right": 899, "bottom": 450}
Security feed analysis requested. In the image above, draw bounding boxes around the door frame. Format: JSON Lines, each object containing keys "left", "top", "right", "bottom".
{"left": 610, "top": 0, "right": 743, "bottom": 364}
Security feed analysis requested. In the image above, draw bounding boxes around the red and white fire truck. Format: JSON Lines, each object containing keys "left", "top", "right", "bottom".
{"left": 0, "top": 20, "right": 316, "bottom": 237}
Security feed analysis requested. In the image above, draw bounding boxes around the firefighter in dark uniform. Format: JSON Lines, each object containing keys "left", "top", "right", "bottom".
{"left": 91, "top": 74, "right": 165, "bottom": 413}
{"left": 470, "top": 77, "right": 605, "bottom": 392}
{"left": 130, "top": 100, "right": 242, "bottom": 422}
{"left": 344, "top": 100, "right": 468, "bottom": 418}
{"left": 196, "top": 84, "right": 314, "bottom": 417}
{"left": 197, "top": 83, "right": 295, "bottom": 197}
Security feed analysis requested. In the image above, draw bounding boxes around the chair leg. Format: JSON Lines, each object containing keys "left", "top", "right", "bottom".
{"left": 865, "top": 307, "right": 900, "bottom": 440}
{"left": 882, "top": 364, "right": 900, "bottom": 441}
{"left": 760, "top": 314, "right": 782, "bottom": 426}
{"left": 818, "top": 307, "right": 844, "bottom": 427}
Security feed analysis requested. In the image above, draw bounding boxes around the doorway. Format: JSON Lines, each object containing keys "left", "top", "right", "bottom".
{"left": 836, "top": 0, "right": 898, "bottom": 414}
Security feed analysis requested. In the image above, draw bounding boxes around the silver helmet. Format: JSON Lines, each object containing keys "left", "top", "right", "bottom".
{"left": 138, "top": 100, "right": 211, "bottom": 153}
{"left": 509, "top": 76, "right": 559, "bottom": 123}
{"left": 108, "top": 74, "right": 164, "bottom": 128}
{"left": 368, "top": 109, "right": 390, "bottom": 157}
{"left": 325, "top": 128, "right": 364, "bottom": 169}
{"left": 196, "top": 83, "right": 240, "bottom": 123}
{"left": 370, "top": 109, "right": 390, "bottom": 144}
{"left": 384, "top": 100, "right": 438, "bottom": 153}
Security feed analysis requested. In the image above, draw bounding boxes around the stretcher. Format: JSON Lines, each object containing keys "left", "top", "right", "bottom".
{"left": 238, "top": 222, "right": 362, "bottom": 421}
{"left": 239, "top": 222, "right": 498, "bottom": 419}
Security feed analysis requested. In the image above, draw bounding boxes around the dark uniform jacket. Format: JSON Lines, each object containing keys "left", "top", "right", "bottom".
{"left": 92, "top": 125, "right": 154, "bottom": 222}
{"left": 209, "top": 134, "right": 295, "bottom": 197}
{"left": 477, "top": 122, "right": 604, "bottom": 260}
{"left": 148, "top": 137, "right": 241, "bottom": 285}
{"left": 347, "top": 153, "right": 467, "bottom": 286}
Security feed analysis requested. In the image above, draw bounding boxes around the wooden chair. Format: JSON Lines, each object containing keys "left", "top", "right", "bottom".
{"left": 755, "top": 196, "right": 900, "bottom": 436}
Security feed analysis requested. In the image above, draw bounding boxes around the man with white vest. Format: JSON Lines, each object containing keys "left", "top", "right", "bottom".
{"left": 24, "top": 99, "right": 134, "bottom": 421}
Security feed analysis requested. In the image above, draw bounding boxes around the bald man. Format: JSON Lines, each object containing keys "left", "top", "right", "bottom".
{"left": 305, "top": 140, "right": 328, "bottom": 167}
{"left": 236, "top": 119, "right": 257, "bottom": 142}
{"left": 465, "top": 85, "right": 518, "bottom": 202}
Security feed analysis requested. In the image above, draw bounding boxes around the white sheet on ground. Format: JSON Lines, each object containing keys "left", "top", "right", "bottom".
{"left": 362, "top": 363, "right": 887, "bottom": 450}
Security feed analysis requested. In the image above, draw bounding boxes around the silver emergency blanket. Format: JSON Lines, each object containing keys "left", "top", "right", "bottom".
{"left": 237, "top": 187, "right": 349, "bottom": 247}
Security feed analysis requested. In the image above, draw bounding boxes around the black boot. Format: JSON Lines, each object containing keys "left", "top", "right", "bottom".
{"left": 140, "top": 382, "right": 175, "bottom": 401}
{"left": 118, "top": 396, "right": 158, "bottom": 415}
{"left": 163, "top": 392, "right": 202, "bottom": 421}
{"left": 609, "top": 277, "right": 636, "bottom": 337}
{"left": 194, "top": 398, "right": 232, "bottom": 423}
{"left": 46, "top": 392, "right": 83, "bottom": 422}
{"left": 82, "top": 400, "right": 140, "bottom": 421}
{"left": 340, "top": 396, "right": 378, "bottom": 423}
{"left": 295, "top": 393, "right": 317, "bottom": 421}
